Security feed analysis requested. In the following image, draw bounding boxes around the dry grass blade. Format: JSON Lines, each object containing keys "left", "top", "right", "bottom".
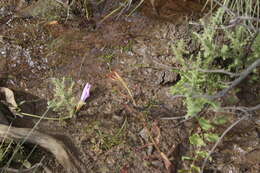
{"left": 108, "top": 71, "right": 136, "bottom": 106}
{"left": 99, "top": 5, "right": 124, "bottom": 24}
{"left": 127, "top": 0, "right": 144, "bottom": 17}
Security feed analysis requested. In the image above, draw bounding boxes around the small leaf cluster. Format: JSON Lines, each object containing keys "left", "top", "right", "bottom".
{"left": 180, "top": 116, "right": 228, "bottom": 173}
{"left": 190, "top": 116, "right": 227, "bottom": 147}
{"left": 47, "top": 77, "right": 77, "bottom": 118}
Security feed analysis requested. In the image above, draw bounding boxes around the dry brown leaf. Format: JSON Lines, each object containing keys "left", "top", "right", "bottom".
{"left": 47, "top": 20, "right": 58, "bottom": 25}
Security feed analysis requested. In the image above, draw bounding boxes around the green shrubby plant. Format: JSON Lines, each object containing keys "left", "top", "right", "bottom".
{"left": 18, "top": 78, "right": 91, "bottom": 120}
{"left": 172, "top": 8, "right": 259, "bottom": 119}
{"left": 171, "top": 6, "right": 260, "bottom": 172}
{"left": 48, "top": 77, "right": 77, "bottom": 119}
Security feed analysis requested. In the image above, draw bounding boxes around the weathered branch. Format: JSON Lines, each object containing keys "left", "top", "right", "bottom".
{"left": 195, "top": 58, "right": 260, "bottom": 100}
{"left": 197, "top": 68, "right": 240, "bottom": 77}
{"left": 0, "top": 123, "right": 80, "bottom": 173}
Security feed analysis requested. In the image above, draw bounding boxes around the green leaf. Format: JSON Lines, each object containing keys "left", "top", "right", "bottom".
{"left": 189, "top": 134, "right": 206, "bottom": 147}
{"left": 196, "top": 150, "right": 209, "bottom": 158}
{"left": 221, "top": 45, "right": 229, "bottom": 55}
{"left": 178, "top": 169, "right": 190, "bottom": 173}
{"left": 214, "top": 116, "right": 228, "bottom": 125}
{"left": 191, "top": 164, "right": 201, "bottom": 173}
{"left": 198, "top": 118, "right": 213, "bottom": 130}
{"left": 23, "top": 160, "right": 32, "bottom": 169}
{"left": 181, "top": 156, "right": 195, "bottom": 161}
{"left": 204, "top": 133, "right": 219, "bottom": 142}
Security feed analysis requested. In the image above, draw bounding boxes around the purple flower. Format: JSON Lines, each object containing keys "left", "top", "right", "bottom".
{"left": 76, "top": 83, "right": 92, "bottom": 112}
{"left": 80, "top": 83, "right": 91, "bottom": 102}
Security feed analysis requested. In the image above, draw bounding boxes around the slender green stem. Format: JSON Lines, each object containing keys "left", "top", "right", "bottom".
{"left": 18, "top": 112, "right": 72, "bottom": 121}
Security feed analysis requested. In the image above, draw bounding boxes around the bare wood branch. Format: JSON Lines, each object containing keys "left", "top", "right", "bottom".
{"left": 195, "top": 58, "right": 260, "bottom": 100}
{"left": 222, "top": 104, "right": 260, "bottom": 113}
{"left": 198, "top": 68, "right": 240, "bottom": 77}
{"left": 0, "top": 124, "right": 80, "bottom": 173}
{"left": 169, "top": 95, "right": 186, "bottom": 99}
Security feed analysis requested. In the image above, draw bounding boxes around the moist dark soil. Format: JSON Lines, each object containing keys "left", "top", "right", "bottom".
{"left": 0, "top": 0, "right": 259, "bottom": 173}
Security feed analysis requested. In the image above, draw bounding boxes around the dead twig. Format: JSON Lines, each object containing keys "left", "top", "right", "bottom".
{"left": 190, "top": 15, "right": 260, "bottom": 30}
{"left": 168, "top": 95, "right": 186, "bottom": 100}
{"left": 194, "top": 58, "right": 260, "bottom": 100}
{"left": 197, "top": 68, "right": 240, "bottom": 77}
{"left": 200, "top": 104, "right": 260, "bottom": 173}
{"left": 211, "top": 0, "right": 234, "bottom": 16}
{"left": 211, "top": 0, "right": 259, "bottom": 32}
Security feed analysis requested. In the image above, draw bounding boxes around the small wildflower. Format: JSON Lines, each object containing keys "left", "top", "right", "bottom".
{"left": 80, "top": 83, "right": 91, "bottom": 101}
{"left": 76, "top": 83, "right": 91, "bottom": 112}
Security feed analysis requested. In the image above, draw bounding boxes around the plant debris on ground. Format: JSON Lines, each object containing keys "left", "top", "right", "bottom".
{"left": 0, "top": 0, "right": 259, "bottom": 172}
